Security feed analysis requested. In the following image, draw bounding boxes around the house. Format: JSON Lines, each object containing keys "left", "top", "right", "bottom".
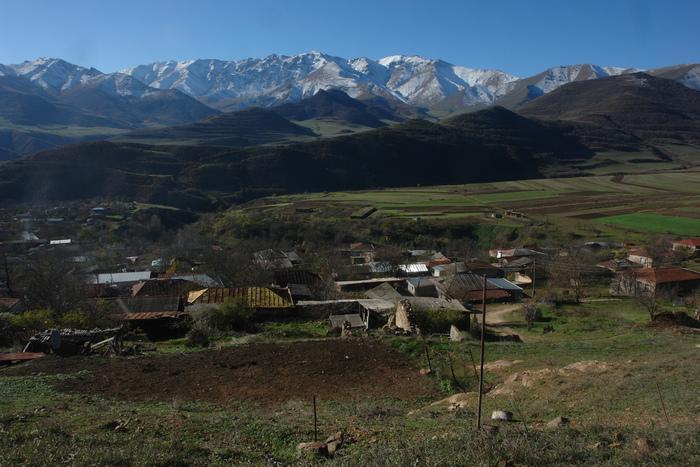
{"left": 406, "top": 277, "right": 438, "bottom": 297}
{"left": 340, "top": 242, "right": 375, "bottom": 265}
{"left": 463, "top": 260, "right": 505, "bottom": 278}
{"left": 89, "top": 271, "right": 154, "bottom": 287}
{"left": 273, "top": 270, "right": 324, "bottom": 301}
{"left": 432, "top": 262, "right": 467, "bottom": 277}
{"left": 486, "top": 278, "right": 524, "bottom": 300}
{"left": 596, "top": 259, "right": 644, "bottom": 273}
{"left": 131, "top": 278, "right": 201, "bottom": 298}
{"left": 435, "top": 273, "right": 512, "bottom": 303}
{"left": 253, "top": 249, "right": 302, "bottom": 270}
{"left": 497, "top": 256, "right": 534, "bottom": 274}
{"left": 187, "top": 287, "right": 294, "bottom": 310}
{"left": 672, "top": 238, "right": 700, "bottom": 256}
{"left": 335, "top": 277, "right": 404, "bottom": 293}
{"left": 611, "top": 267, "right": 700, "bottom": 297}
{"left": 117, "top": 295, "right": 184, "bottom": 320}
{"left": 394, "top": 297, "right": 471, "bottom": 334}
{"left": 398, "top": 263, "right": 430, "bottom": 277}
{"left": 364, "top": 282, "right": 404, "bottom": 301}
{"left": 489, "top": 248, "right": 545, "bottom": 260}
{"left": 627, "top": 247, "right": 654, "bottom": 268}
{"left": 169, "top": 273, "right": 223, "bottom": 288}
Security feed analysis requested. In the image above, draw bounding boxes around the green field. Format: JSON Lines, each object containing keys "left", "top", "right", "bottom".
{"left": 245, "top": 171, "right": 700, "bottom": 243}
{"left": 597, "top": 213, "right": 700, "bottom": 236}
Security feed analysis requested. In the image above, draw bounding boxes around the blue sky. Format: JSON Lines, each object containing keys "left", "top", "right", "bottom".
{"left": 1, "top": 0, "right": 697, "bottom": 76}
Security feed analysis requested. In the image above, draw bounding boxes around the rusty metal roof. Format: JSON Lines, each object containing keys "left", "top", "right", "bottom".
{"left": 187, "top": 287, "right": 293, "bottom": 308}
{"left": 0, "top": 352, "right": 45, "bottom": 362}
{"left": 122, "top": 311, "right": 189, "bottom": 321}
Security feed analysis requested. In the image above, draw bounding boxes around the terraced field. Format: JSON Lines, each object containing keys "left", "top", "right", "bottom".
{"left": 247, "top": 170, "right": 700, "bottom": 239}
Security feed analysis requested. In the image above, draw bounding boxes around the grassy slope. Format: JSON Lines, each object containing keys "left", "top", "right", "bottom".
{"left": 2, "top": 299, "right": 698, "bottom": 465}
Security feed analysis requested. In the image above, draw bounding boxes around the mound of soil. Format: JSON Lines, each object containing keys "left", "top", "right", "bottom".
{"left": 3, "top": 340, "right": 436, "bottom": 405}
{"left": 651, "top": 312, "right": 700, "bottom": 329}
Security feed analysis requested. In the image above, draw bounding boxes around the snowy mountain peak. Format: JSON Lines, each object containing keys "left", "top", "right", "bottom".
{"left": 9, "top": 57, "right": 102, "bottom": 93}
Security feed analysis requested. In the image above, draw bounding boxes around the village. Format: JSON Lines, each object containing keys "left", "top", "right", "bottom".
{"left": 1, "top": 201, "right": 700, "bottom": 464}
{"left": 1, "top": 199, "right": 699, "bottom": 355}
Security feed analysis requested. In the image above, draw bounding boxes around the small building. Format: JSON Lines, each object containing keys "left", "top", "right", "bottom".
{"left": 335, "top": 277, "right": 404, "bottom": 293}
{"left": 627, "top": 247, "right": 654, "bottom": 269}
{"left": 406, "top": 277, "right": 438, "bottom": 297}
{"left": 435, "top": 273, "right": 513, "bottom": 303}
{"left": 489, "top": 248, "right": 545, "bottom": 260}
{"left": 432, "top": 262, "right": 467, "bottom": 277}
{"left": 340, "top": 242, "right": 375, "bottom": 265}
{"left": 463, "top": 260, "right": 505, "bottom": 278}
{"left": 89, "top": 271, "right": 154, "bottom": 287}
{"left": 611, "top": 267, "right": 700, "bottom": 297}
{"left": 398, "top": 263, "right": 430, "bottom": 277}
{"left": 672, "top": 238, "right": 700, "bottom": 257}
{"left": 364, "top": 282, "right": 404, "bottom": 301}
{"left": 596, "top": 259, "right": 644, "bottom": 273}
{"left": 187, "top": 287, "right": 294, "bottom": 311}
{"left": 253, "top": 249, "right": 302, "bottom": 270}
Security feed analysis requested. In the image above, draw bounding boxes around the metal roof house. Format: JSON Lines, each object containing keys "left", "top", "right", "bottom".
{"left": 89, "top": 271, "right": 154, "bottom": 286}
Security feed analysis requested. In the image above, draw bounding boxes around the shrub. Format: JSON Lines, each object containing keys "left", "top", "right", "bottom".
{"left": 413, "top": 309, "right": 470, "bottom": 334}
{"left": 521, "top": 303, "right": 543, "bottom": 330}
{"left": 209, "top": 298, "right": 254, "bottom": 332}
{"left": 188, "top": 298, "right": 255, "bottom": 335}
{"left": 186, "top": 322, "right": 212, "bottom": 347}
{"left": 8, "top": 309, "right": 56, "bottom": 331}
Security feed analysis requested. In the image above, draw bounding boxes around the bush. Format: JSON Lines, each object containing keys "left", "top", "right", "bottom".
{"left": 186, "top": 322, "right": 212, "bottom": 347}
{"left": 8, "top": 309, "right": 56, "bottom": 331}
{"left": 521, "top": 303, "right": 543, "bottom": 330}
{"left": 188, "top": 298, "right": 255, "bottom": 335}
{"left": 209, "top": 298, "right": 254, "bottom": 332}
{"left": 413, "top": 309, "right": 470, "bottom": 334}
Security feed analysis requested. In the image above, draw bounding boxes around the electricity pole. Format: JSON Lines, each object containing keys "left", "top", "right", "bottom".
{"left": 477, "top": 274, "right": 487, "bottom": 429}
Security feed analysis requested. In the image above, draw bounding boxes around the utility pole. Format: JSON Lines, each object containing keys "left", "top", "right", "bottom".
{"left": 531, "top": 256, "right": 536, "bottom": 299}
{"left": 477, "top": 274, "right": 487, "bottom": 429}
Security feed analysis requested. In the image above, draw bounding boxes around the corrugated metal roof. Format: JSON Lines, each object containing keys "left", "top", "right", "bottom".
{"left": 0, "top": 352, "right": 45, "bottom": 363}
{"left": 91, "top": 271, "right": 153, "bottom": 285}
{"left": 399, "top": 263, "right": 430, "bottom": 274}
{"left": 122, "top": 311, "right": 188, "bottom": 320}
{"left": 487, "top": 278, "right": 523, "bottom": 291}
{"left": 188, "top": 287, "right": 293, "bottom": 308}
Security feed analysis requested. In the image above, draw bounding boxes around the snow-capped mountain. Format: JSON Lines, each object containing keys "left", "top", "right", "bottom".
{"left": 123, "top": 52, "right": 520, "bottom": 110}
{"left": 2, "top": 54, "right": 699, "bottom": 116}
{"left": 6, "top": 58, "right": 102, "bottom": 94}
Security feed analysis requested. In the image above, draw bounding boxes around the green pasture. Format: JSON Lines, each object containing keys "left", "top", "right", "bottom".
{"left": 596, "top": 213, "right": 700, "bottom": 236}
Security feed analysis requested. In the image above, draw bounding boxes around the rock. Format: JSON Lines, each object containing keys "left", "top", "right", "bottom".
{"left": 325, "top": 431, "right": 343, "bottom": 444}
{"left": 497, "top": 460, "right": 515, "bottom": 467}
{"left": 491, "top": 410, "right": 513, "bottom": 421}
{"left": 634, "top": 437, "right": 653, "bottom": 455}
{"left": 450, "top": 325, "right": 465, "bottom": 342}
{"left": 546, "top": 416, "right": 570, "bottom": 428}
{"left": 326, "top": 440, "right": 341, "bottom": 456}
{"left": 419, "top": 368, "right": 432, "bottom": 376}
{"left": 297, "top": 441, "right": 328, "bottom": 457}
{"left": 481, "top": 424, "right": 499, "bottom": 435}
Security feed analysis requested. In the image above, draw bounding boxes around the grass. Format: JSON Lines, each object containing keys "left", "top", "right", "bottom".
{"left": 2, "top": 300, "right": 699, "bottom": 464}
{"left": 596, "top": 213, "right": 700, "bottom": 236}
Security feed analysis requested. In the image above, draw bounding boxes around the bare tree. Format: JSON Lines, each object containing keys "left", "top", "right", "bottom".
{"left": 16, "top": 253, "right": 83, "bottom": 315}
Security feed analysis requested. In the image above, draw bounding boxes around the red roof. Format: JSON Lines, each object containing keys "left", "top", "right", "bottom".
{"left": 674, "top": 238, "right": 700, "bottom": 247}
{"left": 633, "top": 267, "right": 700, "bottom": 285}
